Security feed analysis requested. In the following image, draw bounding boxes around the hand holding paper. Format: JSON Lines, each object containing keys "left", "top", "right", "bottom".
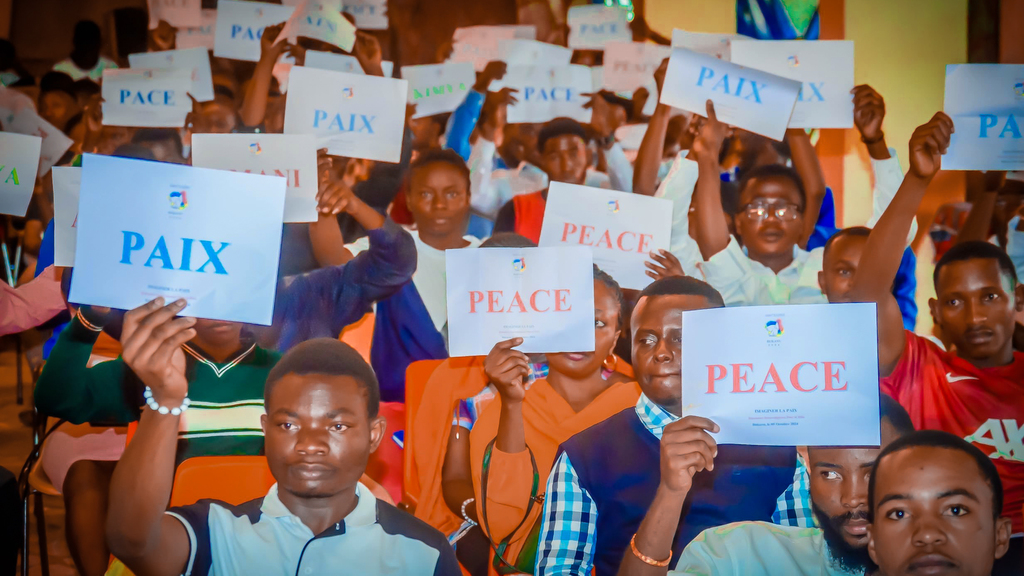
{"left": 484, "top": 338, "right": 530, "bottom": 402}
{"left": 659, "top": 417, "right": 720, "bottom": 494}
{"left": 908, "top": 112, "right": 954, "bottom": 180}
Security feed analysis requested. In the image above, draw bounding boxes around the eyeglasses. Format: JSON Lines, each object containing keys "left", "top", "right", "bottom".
{"left": 740, "top": 201, "right": 802, "bottom": 221}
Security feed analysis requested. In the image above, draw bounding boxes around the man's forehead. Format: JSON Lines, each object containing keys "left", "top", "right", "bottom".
{"left": 875, "top": 446, "right": 989, "bottom": 499}
{"left": 632, "top": 294, "right": 711, "bottom": 326}
{"left": 936, "top": 258, "right": 1014, "bottom": 294}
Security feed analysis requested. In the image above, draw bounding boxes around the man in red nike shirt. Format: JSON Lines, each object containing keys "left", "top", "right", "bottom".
{"left": 850, "top": 111, "right": 1024, "bottom": 575}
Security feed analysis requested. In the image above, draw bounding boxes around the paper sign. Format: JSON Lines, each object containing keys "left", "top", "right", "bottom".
{"left": 450, "top": 26, "right": 519, "bottom": 72}
{"left": 70, "top": 154, "right": 286, "bottom": 325}
{"left": 614, "top": 123, "right": 648, "bottom": 151}
{"left": 281, "top": 0, "right": 356, "bottom": 52}
{"left": 509, "top": 25, "right": 537, "bottom": 40}
{"left": 175, "top": 9, "right": 218, "bottom": 51}
{"left": 446, "top": 246, "right": 595, "bottom": 357}
{"left": 943, "top": 64, "right": 1024, "bottom": 171}
{"left": 0, "top": 86, "right": 36, "bottom": 120}
{"left": 283, "top": 66, "right": 408, "bottom": 162}
{"left": 214, "top": 0, "right": 295, "bottom": 62}
{"left": 402, "top": 62, "right": 476, "bottom": 118}
{"left": 52, "top": 166, "right": 80, "bottom": 267}
{"left": 602, "top": 41, "right": 671, "bottom": 92}
{"left": 148, "top": 0, "right": 202, "bottom": 29}
{"left": 0, "top": 132, "right": 41, "bottom": 217}
{"left": 661, "top": 47, "right": 800, "bottom": 141}
{"left": 101, "top": 68, "right": 193, "bottom": 127}
{"left": 500, "top": 65, "right": 593, "bottom": 124}
{"left": 4, "top": 109, "right": 73, "bottom": 175}
{"left": 129, "top": 47, "right": 215, "bottom": 103}
{"left": 680, "top": 303, "right": 880, "bottom": 446}
{"left": 499, "top": 39, "right": 573, "bottom": 67}
{"left": 342, "top": 0, "right": 388, "bottom": 30}
{"left": 567, "top": 5, "right": 631, "bottom": 49}
{"left": 671, "top": 29, "right": 741, "bottom": 61}
{"left": 304, "top": 50, "right": 394, "bottom": 77}
{"left": 731, "top": 40, "right": 854, "bottom": 129}
{"left": 190, "top": 134, "right": 319, "bottom": 223}
{"left": 539, "top": 183, "right": 671, "bottom": 290}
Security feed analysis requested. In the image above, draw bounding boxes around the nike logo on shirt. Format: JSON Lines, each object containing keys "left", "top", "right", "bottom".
{"left": 946, "top": 372, "right": 980, "bottom": 383}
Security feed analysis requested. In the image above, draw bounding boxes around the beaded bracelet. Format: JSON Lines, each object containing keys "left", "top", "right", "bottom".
{"left": 629, "top": 533, "right": 671, "bottom": 567}
{"left": 144, "top": 386, "right": 191, "bottom": 416}
{"left": 460, "top": 497, "right": 477, "bottom": 526}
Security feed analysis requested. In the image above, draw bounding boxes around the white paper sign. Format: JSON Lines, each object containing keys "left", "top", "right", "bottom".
{"left": 567, "top": 5, "right": 631, "bottom": 50}
{"left": 943, "top": 64, "right": 1024, "bottom": 171}
{"left": 731, "top": 40, "right": 854, "bottom": 129}
{"left": 0, "top": 132, "right": 41, "bottom": 217}
{"left": 499, "top": 39, "right": 573, "bottom": 67}
{"left": 615, "top": 123, "right": 648, "bottom": 151}
{"left": 282, "top": 0, "right": 357, "bottom": 52}
{"left": 446, "top": 246, "right": 595, "bottom": 357}
{"left": 70, "top": 155, "right": 287, "bottom": 325}
{"left": 102, "top": 68, "right": 193, "bottom": 128}
{"left": 148, "top": 0, "right": 202, "bottom": 29}
{"left": 190, "top": 134, "right": 319, "bottom": 223}
{"left": 284, "top": 66, "right": 408, "bottom": 162}
{"left": 450, "top": 26, "right": 519, "bottom": 72}
{"left": 671, "top": 29, "right": 741, "bottom": 61}
{"left": 680, "top": 303, "right": 880, "bottom": 446}
{"left": 402, "top": 62, "right": 476, "bottom": 118}
{"left": 602, "top": 41, "right": 672, "bottom": 92}
{"left": 539, "top": 183, "right": 672, "bottom": 290}
{"left": 129, "top": 47, "right": 215, "bottom": 103}
{"left": 52, "top": 166, "right": 80, "bottom": 267}
{"left": 214, "top": 0, "right": 295, "bottom": 62}
{"left": 342, "top": 0, "right": 388, "bottom": 30}
{"left": 175, "top": 9, "right": 218, "bottom": 51}
{"left": 500, "top": 65, "right": 593, "bottom": 124}
{"left": 304, "top": 50, "right": 394, "bottom": 77}
{"left": 661, "top": 47, "right": 801, "bottom": 141}
{"left": 4, "top": 109, "right": 73, "bottom": 175}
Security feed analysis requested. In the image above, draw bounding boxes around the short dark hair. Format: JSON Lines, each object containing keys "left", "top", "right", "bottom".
{"left": 73, "top": 20, "right": 102, "bottom": 49}
{"left": 72, "top": 78, "right": 100, "bottom": 99}
{"left": 537, "top": 117, "right": 588, "bottom": 153}
{"left": 868, "top": 430, "right": 1003, "bottom": 522}
{"left": 480, "top": 233, "right": 537, "bottom": 248}
{"left": 132, "top": 128, "right": 184, "bottom": 157}
{"left": 822, "top": 226, "right": 871, "bottom": 261}
{"left": 736, "top": 163, "right": 807, "bottom": 212}
{"left": 933, "top": 240, "right": 1018, "bottom": 288}
{"left": 39, "top": 71, "right": 75, "bottom": 99}
{"left": 638, "top": 276, "right": 725, "bottom": 308}
{"left": 594, "top": 265, "right": 625, "bottom": 330}
{"left": 879, "top": 393, "right": 914, "bottom": 436}
{"left": 112, "top": 144, "right": 156, "bottom": 161}
{"left": 407, "top": 148, "right": 470, "bottom": 192}
{"left": 265, "top": 339, "right": 380, "bottom": 419}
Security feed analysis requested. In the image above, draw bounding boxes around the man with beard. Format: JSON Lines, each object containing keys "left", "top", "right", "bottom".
{"left": 617, "top": 395, "right": 914, "bottom": 576}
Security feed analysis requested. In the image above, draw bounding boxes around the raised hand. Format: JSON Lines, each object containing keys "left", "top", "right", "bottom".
{"left": 852, "top": 84, "right": 886, "bottom": 143}
{"left": 353, "top": 31, "right": 384, "bottom": 76}
{"left": 478, "top": 87, "right": 518, "bottom": 144}
{"left": 148, "top": 20, "right": 177, "bottom": 52}
{"left": 691, "top": 100, "right": 730, "bottom": 165}
{"left": 908, "top": 112, "right": 954, "bottom": 180}
{"left": 583, "top": 92, "right": 615, "bottom": 140}
{"left": 260, "top": 22, "right": 291, "bottom": 62}
{"left": 120, "top": 298, "right": 196, "bottom": 408}
{"left": 483, "top": 338, "right": 530, "bottom": 404}
{"left": 317, "top": 178, "right": 358, "bottom": 215}
{"left": 654, "top": 57, "right": 669, "bottom": 96}
{"left": 474, "top": 61, "right": 508, "bottom": 93}
{"left": 659, "top": 416, "right": 719, "bottom": 495}
{"left": 645, "top": 249, "right": 686, "bottom": 281}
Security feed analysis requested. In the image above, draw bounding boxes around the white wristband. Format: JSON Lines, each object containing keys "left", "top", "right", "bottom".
{"left": 143, "top": 386, "right": 191, "bottom": 416}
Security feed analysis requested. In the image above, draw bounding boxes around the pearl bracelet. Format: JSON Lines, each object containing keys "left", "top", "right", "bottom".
{"left": 143, "top": 386, "right": 191, "bottom": 416}
{"left": 460, "top": 497, "right": 477, "bottom": 526}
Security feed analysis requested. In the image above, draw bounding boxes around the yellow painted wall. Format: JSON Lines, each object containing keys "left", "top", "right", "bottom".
{"left": 644, "top": 0, "right": 736, "bottom": 36}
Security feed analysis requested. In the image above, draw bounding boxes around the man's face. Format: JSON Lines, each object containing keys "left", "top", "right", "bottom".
{"left": 631, "top": 294, "right": 716, "bottom": 413}
{"left": 192, "top": 100, "right": 237, "bottom": 135}
{"left": 734, "top": 175, "right": 805, "bottom": 262}
{"left": 40, "top": 91, "right": 78, "bottom": 131}
{"left": 262, "top": 373, "right": 386, "bottom": 500}
{"left": 804, "top": 420, "right": 899, "bottom": 572}
{"left": 140, "top": 138, "right": 185, "bottom": 164}
{"left": 868, "top": 446, "right": 1012, "bottom": 576}
{"left": 498, "top": 123, "right": 541, "bottom": 168}
{"left": 409, "top": 117, "right": 442, "bottom": 152}
{"left": 540, "top": 134, "right": 588, "bottom": 186}
{"left": 819, "top": 234, "right": 868, "bottom": 302}
{"left": 405, "top": 161, "right": 470, "bottom": 239}
{"left": 191, "top": 319, "right": 243, "bottom": 351}
{"left": 929, "top": 259, "right": 1024, "bottom": 366}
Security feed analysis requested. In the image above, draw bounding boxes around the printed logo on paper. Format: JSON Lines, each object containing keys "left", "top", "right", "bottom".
{"left": 249, "top": 142, "right": 262, "bottom": 155}
{"left": 512, "top": 257, "right": 526, "bottom": 273}
{"left": 1014, "top": 82, "right": 1024, "bottom": 99}
{"left": 765, "top": 319, "right": 784, "bottom": 338}
{"left": 169, "top": 190, "right": 188, "bottom": 211}
{"left": 608, "top": 200, "right": 620, "bottom": 213}
{"left": 787, "top": 55, "right": 800, "bottom": 67}
{"left": 342, "top": 87, "right": 355, "bottom": 99}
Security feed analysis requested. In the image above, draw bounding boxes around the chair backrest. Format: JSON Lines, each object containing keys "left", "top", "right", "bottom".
{"left": 339, "top": 312, "right": 375, "bottom": 364}
{"left": 401, "top": 359, "right": 444, "bottom": 507}
{"left": 364, "top": 402, "right": 405, "bottom": 504}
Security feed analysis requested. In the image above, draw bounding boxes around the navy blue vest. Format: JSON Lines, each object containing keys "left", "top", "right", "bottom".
{"left": 371, "top": 282, "right": 449, "bottom": 402}
{"left": 559, "top": 407, "right": 796, "bottom": 575}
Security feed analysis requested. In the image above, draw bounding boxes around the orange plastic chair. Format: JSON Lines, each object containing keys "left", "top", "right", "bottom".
{"left": 339, "top": 312, "right": 375, "bottom": 364}
{"left": 400, "top": 359, "right": 445, "bottom": 507}
{"left": 365, "top": 401, "right": 405, "bottom": 504}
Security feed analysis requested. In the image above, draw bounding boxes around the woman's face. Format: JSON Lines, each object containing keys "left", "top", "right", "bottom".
{"left": 546, "top": 279, "right": 621, "bottom": 379}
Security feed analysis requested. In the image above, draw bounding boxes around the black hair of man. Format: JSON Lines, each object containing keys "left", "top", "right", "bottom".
{"left": 878, "top": 393, "right": 914, "bottom": 435}
{"left": 72, "top": 78, "right": 100, "bottom": 99}
{"left": 72, "top": 20, "right": 102, "bottom": 51}
{"left": 638, "top": 276, "right": 726, "bottom": 308}
{"left": 933, "top": 239, "right": 1018, "bottom": 288}
{"left": 537, "top": 117, "right": 588, "bottom": 153}
{"left": 39, "top": 71, "right": 75, "bottom": 99}
{"left": 867, "top": 429, "right": 1003, "bottom": 522}
{"left": 822, "top": 226, "right": 871, "bottom": 260}
{"left": 594, "top": 265, "right": 626, "bottom": 330}
{"left": 407, "top": 148, "right": 470, "bottom": 191}
{"left": 112, "top": 144, "right": 157, "bottom": 162}
{"left": 132, "top": 128, "right": 184, "bottom": 157}
{"left": 720, "top": 179, "right": 740, "bottom": 216}
{"left": 265, "top": 338, "right": 381, "bottom": 419}
{"left": 736, "top": 163, "right": 807, "bottom": 213}
{"left": 479, "top": 233, "right": 537, "bottom": 248}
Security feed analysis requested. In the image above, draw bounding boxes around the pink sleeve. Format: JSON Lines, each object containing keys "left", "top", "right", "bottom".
{"left": 0, "top": 266, "right": 66, "bottom": 336}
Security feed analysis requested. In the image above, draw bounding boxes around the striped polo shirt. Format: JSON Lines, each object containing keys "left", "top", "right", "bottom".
{"left": 167, "top": 482, "right": 460, "bottom": 576}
